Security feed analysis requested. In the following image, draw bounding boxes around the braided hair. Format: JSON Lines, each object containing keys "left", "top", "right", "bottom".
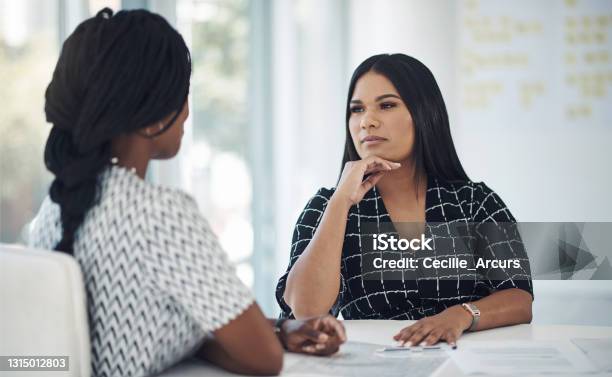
{"left": 44, "top": 8, "right": 191, "bottom": 253}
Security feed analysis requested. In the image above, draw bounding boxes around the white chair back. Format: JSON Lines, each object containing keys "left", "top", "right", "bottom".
{"left": 0, "top": 243, "right": 90, "bottom": 377}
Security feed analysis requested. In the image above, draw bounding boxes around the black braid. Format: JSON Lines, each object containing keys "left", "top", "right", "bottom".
{"left": 44, "top": 8, "right": 191, "bottom": 253}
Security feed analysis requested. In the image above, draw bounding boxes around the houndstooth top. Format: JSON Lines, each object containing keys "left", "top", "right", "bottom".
{"left": 29, "top": 165, "right": 253, "bottom": 377}
{"left": 276, "top": 176, "right": 533, "bottom": 320}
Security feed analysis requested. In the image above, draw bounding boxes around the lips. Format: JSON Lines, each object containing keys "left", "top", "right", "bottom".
{"left": 361, "top": 135, "right": 387, "bottom": 144}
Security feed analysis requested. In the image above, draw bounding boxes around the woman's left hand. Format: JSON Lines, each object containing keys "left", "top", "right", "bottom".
{"left": 393, "top": 305, "right": 473, "bottom": 347}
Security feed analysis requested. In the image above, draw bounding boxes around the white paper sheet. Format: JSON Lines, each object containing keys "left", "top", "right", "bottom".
{"left": 572, "top": 338, "right": 612, "bottom": 373}
{"left": 284, "top": 341, "right": 448, "bottom": 377}
{"left": 449, "top": 340, "right": 597, "bottom": 375}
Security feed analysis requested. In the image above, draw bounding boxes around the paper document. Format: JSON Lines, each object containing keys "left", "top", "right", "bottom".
{"left": 572, "top": 338, "right": 612, "bottom": 373}
{"left": 284, "top": 341, "right": 448, "bottom": 377}
{"left": 449, "top": 340, "right": 597, "bottom": 375}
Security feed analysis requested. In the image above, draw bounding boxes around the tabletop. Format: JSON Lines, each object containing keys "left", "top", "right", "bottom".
{"left": 162, "top": 320, "right": 612, "bottom": 377}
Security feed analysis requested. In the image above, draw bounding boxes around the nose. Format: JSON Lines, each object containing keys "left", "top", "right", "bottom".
{"left": 360, "top": 114, "right": 381, "bottom": 130}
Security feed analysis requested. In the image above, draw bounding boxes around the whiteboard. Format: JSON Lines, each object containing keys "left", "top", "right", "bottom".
{"left": 457, "top": 0, "right": 612, "bottom": 128}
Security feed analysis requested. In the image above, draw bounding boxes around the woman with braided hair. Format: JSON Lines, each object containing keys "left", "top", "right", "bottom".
{"left": 29, "top": 8, "right": 345, "bottom": 377}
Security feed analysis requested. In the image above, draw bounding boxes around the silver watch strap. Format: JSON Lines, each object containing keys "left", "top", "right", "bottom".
{"left": 462, "top": 303, "right": 480, "bottom": 331}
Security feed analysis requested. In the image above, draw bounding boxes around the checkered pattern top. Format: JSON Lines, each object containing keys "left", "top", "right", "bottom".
{"left": 276, "top": 176, "right": 533, "bottom": 320}
{"left": 29, "top": 165, "right": 253, "bottom": 377}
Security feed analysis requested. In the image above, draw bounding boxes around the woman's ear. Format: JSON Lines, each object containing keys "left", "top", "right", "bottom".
{"left": 143, "top": 122, "right": 164, "bottom": 136}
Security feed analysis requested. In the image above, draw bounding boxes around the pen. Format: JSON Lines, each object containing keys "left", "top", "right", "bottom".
{"left": 377, "top": 344, "right": 457, "bottom": 352}
{"left": 378, "top": 347, "right": 411, "bottom": 352}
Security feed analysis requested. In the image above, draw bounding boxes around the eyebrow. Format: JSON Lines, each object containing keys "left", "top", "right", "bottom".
{"left": 350, "top": 94, "right": 402, "bottom": 104}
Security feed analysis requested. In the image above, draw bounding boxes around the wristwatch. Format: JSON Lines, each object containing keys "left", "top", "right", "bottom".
{"left": 461, "top": 303, "right": 480, "bottom": 331}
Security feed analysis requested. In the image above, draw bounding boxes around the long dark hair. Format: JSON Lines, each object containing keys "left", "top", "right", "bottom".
{"left": 44, "top": 8, "right": 191, "bottom": 254}
{"left": 341, "top": 53, "right": 469, "bottom": 184}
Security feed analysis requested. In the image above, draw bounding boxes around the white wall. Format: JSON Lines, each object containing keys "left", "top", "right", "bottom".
{"left": 349, "top": 0, "right": 458, "bottom": 124}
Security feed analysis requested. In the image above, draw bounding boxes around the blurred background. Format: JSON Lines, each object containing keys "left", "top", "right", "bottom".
{"left": 1, "top": 0, "right": 611, "bottom": 318}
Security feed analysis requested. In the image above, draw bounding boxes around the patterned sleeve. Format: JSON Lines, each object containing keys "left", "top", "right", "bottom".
{"left": 471, "top": 182, "right": 533, "bottom": 299}
{"left": 143, "top": 189, "right": 254, "bottom": 334}
{"left": 275, "top": 188, "right": 346, "bottom": 318}
{"left": 27, "top": 196, "right": 61, "bottom": 250}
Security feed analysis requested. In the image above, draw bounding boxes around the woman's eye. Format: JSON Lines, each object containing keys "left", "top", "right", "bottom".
{"left": 350, "top": 106, "right": 364, "bottom": 113}
{"left": 380, "top": 102, "right": 397, "bottom": 110}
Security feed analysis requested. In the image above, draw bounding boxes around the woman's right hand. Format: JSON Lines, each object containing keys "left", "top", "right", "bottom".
{"left": 333, "top": 156, "right": 401, "bottom": 206}
{"left": 280, "top": 315, "right": 347, "bottom": 356}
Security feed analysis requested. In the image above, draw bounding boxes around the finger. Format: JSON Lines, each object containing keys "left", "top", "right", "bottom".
{"left": 363, "top": 159, "right": 399, "bottom": 174}
{"left": 393, "top": 327, "right": 408, "bottom": 341}
{"left": 407, "top": 326, "right": 433, "bottom": 347}
{"left": 443, "top": 330, "right": 458, "bottom": 348}
{"left": 315, "top": 342, "right": 341, "bottom": 356}
{"left": 300, "top": 325, "right": 329, "bottom": 343}
{"left": 300, "top": 339, "right": 341, "bottom": 356}
{"left": 423, "top": 330, "right": 443, "bottom": 346}
{"left": 359, "top": 172, "right": 385, "bottom": 194}
{"left": 393, "top": 324, "right": 411, "bottom": 340}
{"left": 372, "top": 156, "right": 401, "bottom": 170}
{"left": 362, "top": 172, "right": 384, "bottom": 189}
{"left": 393, "top": 323, "right": 419, "bottom": 341}
{"left": 393, "top": 327, "right": 411, "bottom": 344}
{"left": 384, "top": 160, "right": 401, "bottom": 170}
{"left": 363, "top": 162, "right": 388, "bottom": 176}
{"left": 367, "top": 171, "right": 385, "bottom": 186}
{"left": 306, "top": 317, "right": 332, "bottom": 338}
{"left": 364, "top": 156, "right": 401, "bottom": 171}
{"left": 319, "top": 317, "right": 347, "bottom": 342}
{"left": 310, "top": 337, "right": 342, "bottom": 356}
{"left": 395, "top": 327, "right": 418, "bottom": 347}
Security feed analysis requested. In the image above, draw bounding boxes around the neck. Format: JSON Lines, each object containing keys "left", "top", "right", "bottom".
{"left": 375, "top": 159, "right": 426, "bottom": 200}
{"left": 110, "top": 135, "right": 151, "bottom": 180}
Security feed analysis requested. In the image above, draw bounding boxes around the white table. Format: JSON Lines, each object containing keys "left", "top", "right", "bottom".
{"left": 163, "top": 320, "right": 612, "bottom": 376}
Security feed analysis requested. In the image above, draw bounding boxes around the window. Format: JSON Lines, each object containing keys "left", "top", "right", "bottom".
{"left": 0, "top": 0, "right": 58, "bottom": 242}
{"left": 1, "top": 0, "right": 347, "bottom": 316}
{"left": 173, "top": 0, "right": 255, "bottom": 288}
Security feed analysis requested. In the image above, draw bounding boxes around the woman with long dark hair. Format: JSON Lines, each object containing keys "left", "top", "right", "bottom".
{"left": 276, "top": 54, "right": 533, "bottom": 347}
{"left": 29, "top": 8, "right": 345, "bottom": 377}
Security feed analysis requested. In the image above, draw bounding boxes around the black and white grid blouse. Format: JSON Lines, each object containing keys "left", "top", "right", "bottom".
{"left": 276, "top": 176, "right": 533, "bottom": 320}
{"left": 29, "top": 165, "right": 253, "bottom": 377}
